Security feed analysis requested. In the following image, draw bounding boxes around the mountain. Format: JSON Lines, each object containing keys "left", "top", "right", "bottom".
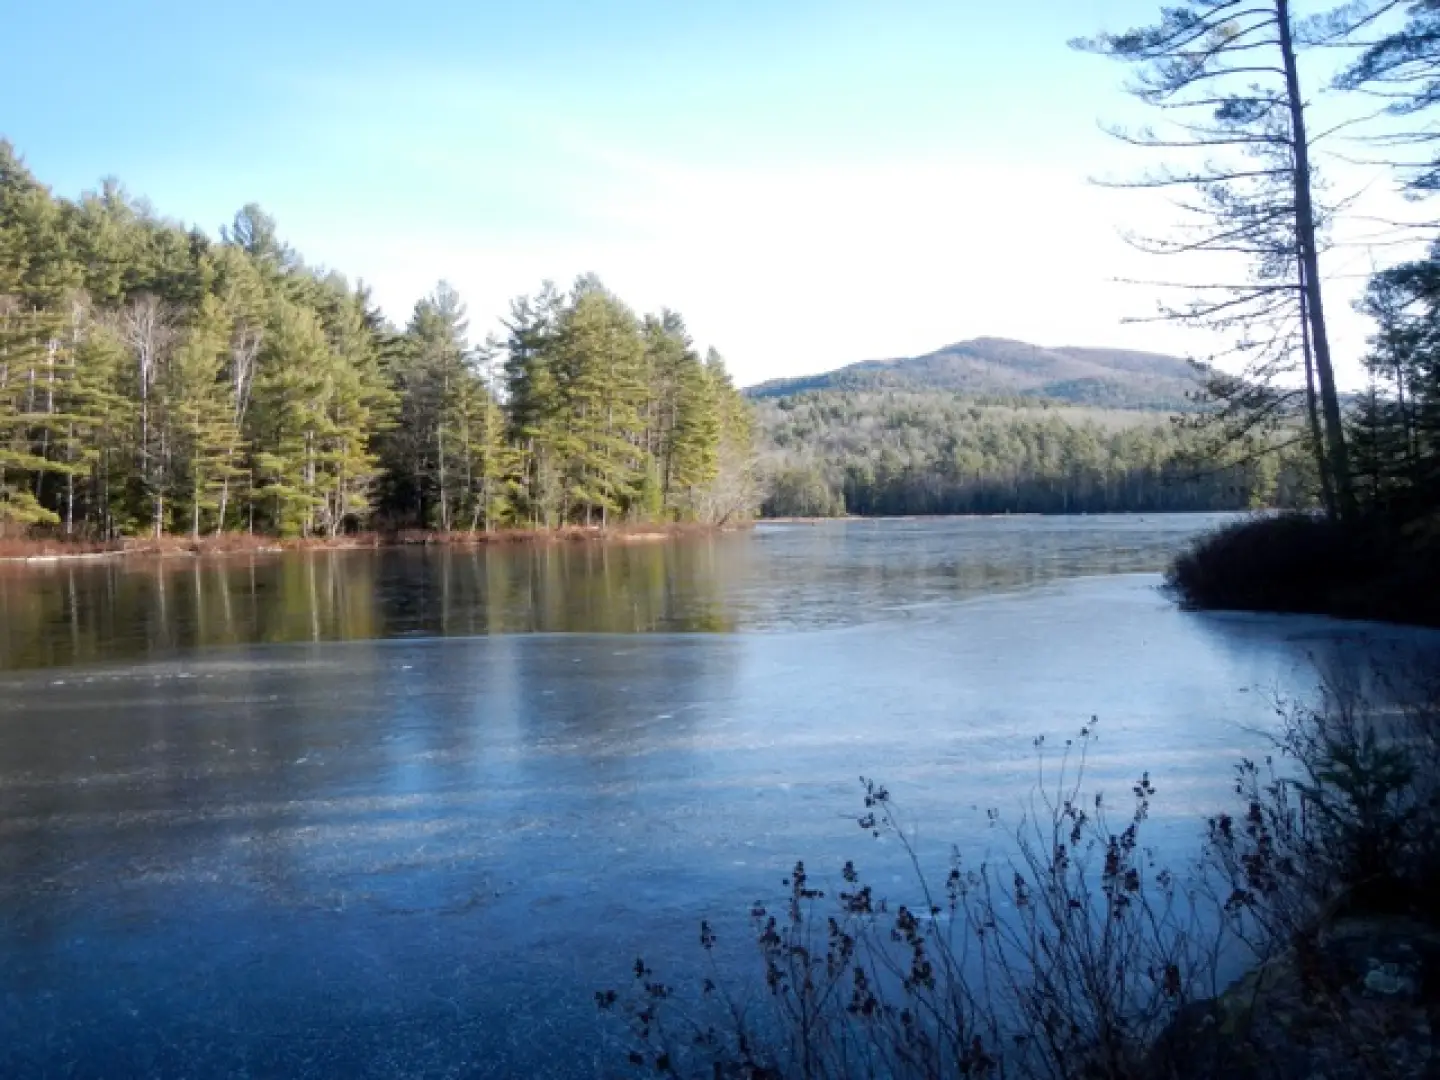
{"left": 746, "top": 337, "right": 1203, "bottom": 411}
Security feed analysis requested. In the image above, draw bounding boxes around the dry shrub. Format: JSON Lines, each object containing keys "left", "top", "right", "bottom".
{"left": 603, "top": 665, "right": 1440, "bottom": 1079}
{"left": 602, "top": 726, "right": 1221, "bottom": 1080}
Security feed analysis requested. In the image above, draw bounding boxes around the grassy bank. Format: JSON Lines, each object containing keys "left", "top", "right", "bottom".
{"left": 1165, "top": 513, "right": 1440, "bottom": 627}
{"left": 0, "top": 522, "right": 744, "bottom": 563}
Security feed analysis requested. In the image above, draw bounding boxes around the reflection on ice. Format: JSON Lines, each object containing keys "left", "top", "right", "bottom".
{"left": 3, "top": 513, "right": 1235, "bottom": 670}
{"left": 1, "top": 518, "right": 1438, "bottom": 1077}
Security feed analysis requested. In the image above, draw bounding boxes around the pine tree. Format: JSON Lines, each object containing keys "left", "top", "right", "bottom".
{"left": 1076, "top": 1, "right": 1359, "bottom": 519}
{"left": 0, "top": 141, "right": 758, "bottom": 540}
{"left": 502, "top": 283, "right": 565, "bottom": 527}
{"left": 0, "top": 305, "right": 63, "bottom": 528}
{"left": 705, "top": 348, "right": 757, "bottom": 525}
{"left": 551, "top": 282, "right": 649, "bottom": 526}
{"left": 66, "top": 318, "right": 132, "bottom": 537}
{"left": 169, "top": 295, "right": 238, "bottom": 537}
{"left": 452, "top": 340, "right": 515, "bottom": 532}
{"left": 64, "top": 180, "right": 142, "bottom": 307}
{"left": 641, "top": 310, "right": 693, "bottom": 515}
{"left": 378, "top": 282, "right": 469, "bottom": 529}
{"left": 252, "top": 299, "right": 330, "bottom": 535}
{"left": 0, "top": 143, "right": 82, "bottom": 530}
{"left": 317, "top": 285, "right": 393, "bottom": 535}
{"left": 669, "top": 351, "right": 720, "bottom": 518}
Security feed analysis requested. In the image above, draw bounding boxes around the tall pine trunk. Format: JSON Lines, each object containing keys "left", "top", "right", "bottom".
{"left": 1298, "top": 271, "right": 1336, "bottom": 517}
{"left": 1279, "top": 0, "right": 1355, "bottom": 520}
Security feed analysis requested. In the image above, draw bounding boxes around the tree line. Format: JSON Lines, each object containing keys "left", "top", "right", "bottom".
{"left": 757, "top": 391, "right": 1313, "bottom": 517}
{"left": 0, "top": 143, "right": 754, "bottom": 539}
{"left": 762, "top": 0, "right": 1440, "bottom": 528}
{"left": 754, "top": 1, "right": 1440, "bottom": 534}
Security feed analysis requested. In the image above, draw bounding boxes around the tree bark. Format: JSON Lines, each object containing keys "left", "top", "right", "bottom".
{"left": 1278, "top": 0, "right": 1356, "bottom": 520}
{"left": 1297, "top": 268, "right": 1337, "bottom": 517}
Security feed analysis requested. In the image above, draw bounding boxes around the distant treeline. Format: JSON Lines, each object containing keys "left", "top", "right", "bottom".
{"left": 0, "top": 142, "right": 753, "bottom": 539}
{"left": 756, "top": 391, "right": 1316, "bottom": 517}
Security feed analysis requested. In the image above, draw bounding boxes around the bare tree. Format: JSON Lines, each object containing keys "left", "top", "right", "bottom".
{"left": 116, "top": 293, "right": 175, "bottom": 536}
{"left": 213, "top": 315, "right": 261, "bottom": 533}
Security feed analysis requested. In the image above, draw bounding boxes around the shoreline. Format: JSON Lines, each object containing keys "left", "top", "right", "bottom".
{"left": 758, "top": 509, "right": 1239, "bottom": 525}
{"left": 0, "top": 522, "right": 751, "bottom": 565}
{"left": 1, "top": 509, "right": 1254, "bottom": 563}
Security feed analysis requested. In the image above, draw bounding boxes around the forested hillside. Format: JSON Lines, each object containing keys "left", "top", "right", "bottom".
{"left": 754, "top": 389, "right": 1314, "bottom": 518}
{"left": 0, "top": 144, "right": 753, "bottom": 539}
{"left": 748, "top": 337, "right": 1203, "bottom": 411}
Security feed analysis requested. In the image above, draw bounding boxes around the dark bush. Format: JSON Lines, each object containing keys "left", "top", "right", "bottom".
{"left": 1165, "top": 513, "right": 1440, "bottom": 626}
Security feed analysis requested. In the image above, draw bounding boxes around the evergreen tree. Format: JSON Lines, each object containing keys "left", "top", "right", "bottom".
{"left": 502, "top": 283, "right": 565, "bottom": 527}
{"left": 67, "top": 318, "right": 132, "bottom": 537}
{"left": 0, "top": 306, "right": 64, "bottom": 528}
{"left": 0, "top": 143, "right": 757, "bottom": 539}
{"left": 316, "top": 281, "right": 394, "bottom": 535}
{"left": 211, "top": 246, "right": 266, "bottom": 532}
{"left": 669, "top": 350, "right": 721, "bottom": 517}
{"left": 551, "top": 282, "right": 648, "bottom": 526}
{"left": 168, "top": 295, "right": 236, "bottom": 536}
{"left": 641, "top": 310, "right": 690, "bottom": 511}
{"left": 452, "top": 339, "right": 515, "bottom": 532}
{"left": 252, "top": 298, "right": 330, "bottom": 535}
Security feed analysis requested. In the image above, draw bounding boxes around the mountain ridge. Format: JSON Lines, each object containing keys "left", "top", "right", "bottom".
{"left": 746, "top": 336, "right": 1202, "bottom": 411}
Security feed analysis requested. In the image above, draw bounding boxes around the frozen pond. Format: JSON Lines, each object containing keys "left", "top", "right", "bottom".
{"left": 1, "top": 516, "right": 1433, "bottom": 1076}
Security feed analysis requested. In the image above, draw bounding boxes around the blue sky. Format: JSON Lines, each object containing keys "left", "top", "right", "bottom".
{"left": 4, "top": 0, "right": 1411, "bottom": 385}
